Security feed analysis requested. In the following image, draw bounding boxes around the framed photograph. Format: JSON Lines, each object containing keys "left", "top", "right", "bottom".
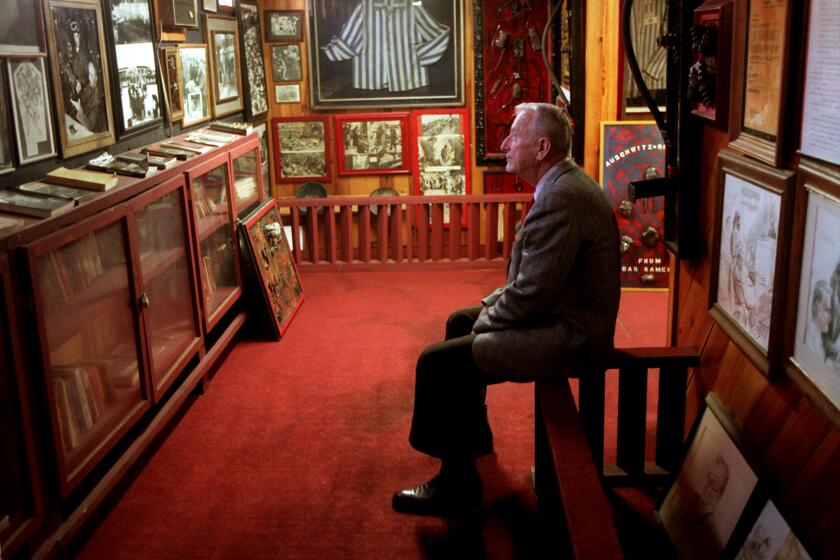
{"left": 45, "top": 0, "right": 116, "bottom": 158}
{"left": 235, "top": 1, "right": 268, "bottom": 119}
{"left": 6, "top": 57, "right": 57, "bottom": 164}
{"left": 307, "top": 0, "right": 464, "bottom": 110}
{"left": 160, "top": 46, "right": 184, "bottom": 121}
{"left": 274, "top": 84, "right": 300, "bottom": 104}
{"left": 334, "top": 113, "right": 410, "bottom": 176}
{"left": 729, "top": 0, "right": 795, "bottom": 167}
{"left": 786, "top": 161, "right": 840, "bottom": 429}
{"left": 202, "top": 0, "right": 217, "bottom": 13}
{"left": 709, "top": 149, "right": 794, "bottom": 376}
{"left": 239, "top": 199, "right": 305, "bottom": 339}
{"left": 271, "top": 116, "right": 331, "bottom": 183}
{"left": 0, "top": 0, "right": 46, "bottom": 54}
{"left": 0, "top": 62, "right": 14, "bottom": 174}
{"left": 217, "top": 0, "right": 234, "bottom": 13}
{"left": 270, "top": 44, "right": 302, "bottom": 82}
{"left": 265, "top": 10, "right": 304, "bottom": 43}
{"left": 158, "top": 0, "right": 199, "bottom": 29}
{"left": 729, "top": 500, "right": 813, "bottom": 560}
{"left": 178, "top": 43, "right": 211, "bottom": 127}
{"left": 798, "top": 0, "right": 840, "bottom": 167}
{"left": 656, "top": 394, "right": 760, "bottom": 560}
{"left": 411, "top": 108, "right": 470, "bottom": 199}
{"left": 205, "top": 15, "right": 243, "bottom": 117}
{"left": 105, "top": 0, "right": 162, "bottom": 137}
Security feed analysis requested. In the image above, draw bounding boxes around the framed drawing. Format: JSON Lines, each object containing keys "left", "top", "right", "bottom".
{"left": 205, "top": 15, "right": 243, "bottom": 117}
{"left": 270, "top": 44, "right": 302, "bottom": 82}
{"left": 265, "top": 10, "right": 304, "bottom": 43}
{"left": 178, "top": 44, "right": 211, "bottom": 127}
{"left": 727, "top": 499, "right": 813, "bottom": 560}
{"left": 334, "top": 113, "right": 410, "bottom": 176}
{"left": 307, "top": 0, "right": 464, "bottom": 110}
{"left": 0, "top": 0, "right": 47, "bottom": 55}
{"left": 274, "top": 84, "right": 300, "bottom": 104}
{"left": 729, "top": 0, "right": 795, "bottom": 167}
{"left": 798, "top": 0, "right": 840, "bottom": 167}
{"left": 785, "top": 161, "right": 840, "bottom": 430}
{"left": 160, "top": 46, "right": 184, "bottom": 122}
{"left": 239, "top": 199, "right": 304, "bottom": 339}
{"left": 105, "top": 0, "right": 162, "bottom": 137}
{"left": 235, "top": 1, "right": 268, "bottom": 119}
{"left": 656, "top": 393, "right": 761, "bottom": 560}
{"left": 0, "top": 62, "right": 14, "bottom": 174}
{"left": 45, "top": 0, "right": 116, "bottom": 158}
{"left": 271, "top": 116, "right": 331, "bottom": 183}
{"left": 7, "top": 57, "right": 57, "bottom": 164}
{"left": 709, "top": 149, "right": 794, "bottom": 376}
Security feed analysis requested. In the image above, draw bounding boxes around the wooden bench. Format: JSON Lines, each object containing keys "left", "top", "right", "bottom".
{"left": 534, "top": 347, "right": 700, "bottom": 559}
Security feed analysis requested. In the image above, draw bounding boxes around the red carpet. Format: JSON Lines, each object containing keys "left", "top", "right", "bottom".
{"left": 76, "top": 269, "right": 667, "bottom": 559}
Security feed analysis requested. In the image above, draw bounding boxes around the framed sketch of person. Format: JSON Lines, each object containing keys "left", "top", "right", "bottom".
{"left": 725, "top": 499, "right": 814, "bottom": 560}
{"left": 728, "top": 0, "right": 796, "bottom": 167}
{"left": 205, "top": 15, "right": 243, "bottom": 118}
{"left": 6, "top": 57, "right": 57, "bottom": 164}
{"left": 307, "top": 0, "right": 464, "bottom": 109}
{"left": 0, "top": 62, "right": 14, "bottom": 175}
{"left": 160, "top": 46, "right": 184, "bottom": 122}
{"left": 178, "top": 44, "right": 211, "bottom": 127}
{"left": 656, "top": 393, "right": 762, "bottom": 560}
{"left": 784, "top": 161, "right": 840, "bottom": 430}
{"left": 270, "top": 44, "right": 302, "bottom": 83}
{"left": 0, "top": 0, "right": 47, "bottom": 55}
{"left": 264, "top": 10, "right": 304, "bottom": 43}
{"left": 104, "top": 0, "right": 162, "bottom": 138}
{"left": 271, "top": 116, "right": 331, "bottom": 183}
{"left": 334, "top": 113, "right": 410, "bottom": 176}
{"left": 709, "top": 149, "right": 794, "bottom": 377}
{"left": 235, "top": 1, "right": 268, "bottom": 120}
{"left": 44, "top": 0, "right": 116, "bottom": 158}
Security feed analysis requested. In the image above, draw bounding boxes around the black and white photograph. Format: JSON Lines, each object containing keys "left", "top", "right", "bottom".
{"left": 416, "top": 113, "right": 467, "bottom": 195}
{"left": 161, "top": 46, "right": 184, "bottom": 121}
{"left": 202, "top": 0, "right": 218, "bottom": 12}
{"left": 236, "top": 1, "right": 268, "bottom": 118}
{"left": 270, "top": 44, "right": 301, "bottom": 82}
{"left": 178, "top": 44, "right": 211, "bottom": 127}
{"left": 0, "top": 62, "right": 13, "bottom": 174}
{"left": 735, "top": 501, "right": 812, "bottom": 560}
{"left": 206, "top": 15, "right": 242, "bottom": 117}
{"left": 716, "top": 173, "right": 781, "bottom": 351}
{"left": 7, "top": 58, "right": 56, "bottom": 164}
{"left": 47, "top": 0, "right": 116, "bottom": 157}
{"left": 272, "top": 117, "right": 330, "bottom": 182}
{"left": 274, "top": 84, "right": 300, "bottom": 104}
{"left": 108, "top": 0, "right": 161, "bottom": 134}
{"left": 0, "top": 0, "right": 45, "bottom": 54}
{"left": 335, "top": 114, "right": 408, "bottom": 175}
{"left": 265, "top": 10, "right": 304, "bottom": 42}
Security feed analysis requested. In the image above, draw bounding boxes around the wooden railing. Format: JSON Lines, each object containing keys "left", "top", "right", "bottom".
{"left": 274, "top": 194, "right": 534, "bottom": 268}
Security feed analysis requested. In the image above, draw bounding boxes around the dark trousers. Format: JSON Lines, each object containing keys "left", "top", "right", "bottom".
{"left": 408, "top": 306, "right": 502, "bottom": 459}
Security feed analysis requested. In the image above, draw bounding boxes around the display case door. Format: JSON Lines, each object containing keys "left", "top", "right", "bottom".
{"left": 230, "top": 139, "right": 264, "bottom": 221}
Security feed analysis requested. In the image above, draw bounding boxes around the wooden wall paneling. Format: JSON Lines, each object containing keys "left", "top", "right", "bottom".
{"left": 675, "top": 272, "right": 714, "bottom": 347}
{"left": 783, "top": 427, "right": 840, "bottom": 514}
{"left": 764, "top": 398, "right": 832, "bottom": 487}
{"left": 741, "top": 384, "right": 793, "bottom": 455}
{"left": 811, "top": 500, "right": 840, "bottom": 560}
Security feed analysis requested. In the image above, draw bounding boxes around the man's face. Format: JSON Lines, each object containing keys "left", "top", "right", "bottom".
{"left": 501, "top": 111, "right": 538, "bottom": 179}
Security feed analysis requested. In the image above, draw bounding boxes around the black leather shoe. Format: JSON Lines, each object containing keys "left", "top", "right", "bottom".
{"left": 392, "top": 473, "right": 482, "bottom": 516}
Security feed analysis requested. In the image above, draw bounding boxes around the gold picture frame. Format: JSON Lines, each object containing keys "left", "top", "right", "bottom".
{"left": 205, "top": 14, "right": 243, "bottom": 118}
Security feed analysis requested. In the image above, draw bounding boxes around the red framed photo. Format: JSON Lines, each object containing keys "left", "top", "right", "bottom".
{"left": 271, "top": 116, "right": 331, "bottom": 183}
{"left": 334, "top": 113, "right": 410, "bottom": 176}
{"left": 411, "top": 108, "right": 471, "bottom": 197}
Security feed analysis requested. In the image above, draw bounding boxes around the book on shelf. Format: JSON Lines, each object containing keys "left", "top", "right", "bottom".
{"left": 87, "top": 152, "right": 157, "bottom": 178}
{"left": 15, "top": 180, "right": 98, "bottom": 204}
{"left": 147, "top": 155, "right": 178, "bottom": 170}
{"left": 160, "top": 141, "right": 212, "bottom": 155}
{"left": 141, "top": 146, "right": 193, "bottom": 161}
{"left": 0, "top": 188, "right": 75, "bottom": 218}
{"left": 44, "top": 166, "right": 119, "bottom": 191}
{"left": 208, "top": 121, "right": 253, "bottom": 136}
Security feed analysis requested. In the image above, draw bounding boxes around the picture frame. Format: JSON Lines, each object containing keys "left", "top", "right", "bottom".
{"left": 307, "top": 0, "right": 464, "bottom": 110}
{"left": 726, "top": 499, "right": 814, "bottom": 560}
{"left": 785, "top": 160, "right": 840, "bottom": 430}
{"left": 160, "top": 46, "right": 184, "bottom": 122}
{"left": 7, "top": 57, "right": 57, "bottom": 164}
{"left": 0, "top": 0, "right": 47, "bottom": 55}
{"left": 217, "top": 0, "right": 234, "bottom": 13}
{"left": 202, "top": 0, "right": 217, "bottom": 13}
{"left": 205, "top": 14, "right": 243, "bottom": 118}
{"left": 252, "top": 121, "right": 270, "bottom": 198}
{"left": 334, "top": 113, "right": 410, "bottom": 176}
{"left": 178, "top": 43, "right": 211, "bottom": 127}
{"left": 0, "top": 61, "right": 14, "bottom": 174}
{"left": 235, "top": 1, "right": 268, "bottom": 120}
{"left": 621, "top": 0, "right": 668, "bottom": 116}
{"left": 157, "top": 0, "right": 199, "bottom": 30}
{"left": 270, "top": 44, "right": 302, "bottom": 83}
{"left": 271, "top": 116, "right": 331, "bottom": 183}
{"left": 729, "top": 0, "right": 795, "bottom": 167}
{"left": 798, "top": 0, "right": 840, "bottom": 167}
{"left": 104, "top": 0, "right": 163, "bottom": 138}
{"left": 656, "top": 393, "right": 761, "bottom": 560}
{"left": 482, "top": 169, "right": 531, "bottom": 195}
{"left": 239, "top": 198, "right": 305, "bottom": 339}
{"left": 412, "top": 108, "right": 471, "bottom": 198}
{"left": 274, "top": 84, "right": 300, "bottom": 104}
{"left": 264, "top": 10, "right": 304, "bottom": 43}
{"left": 44, "top": 0, "right": 116, "bottom": 158}
{"left": 708, "top": 149, "right": 794, "bottom": 376}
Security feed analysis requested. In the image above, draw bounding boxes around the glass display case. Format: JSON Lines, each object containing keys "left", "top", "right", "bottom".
{"left": 230, "top": 142, "right": 264, "bottom": 220}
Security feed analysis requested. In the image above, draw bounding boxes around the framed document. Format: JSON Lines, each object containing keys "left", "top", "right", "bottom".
{"left": 334, "top": 113, "right": 410, "bottom": 176}
{"left": 729, "top": 0, "right": 794, "bottom": 167}
{"left": 178, "top": 44, "right": 211, "bottom": 127}
{"left": 6, "top": 58, "right": 57, "bottom": 164}
{"left": 709, "top": 149, "right": 794, "bottom": 376}
{"left": 271, "top": 116, "right": 331, "bottom": 183}
{"left": 205, "top": 15, "right": 243, "bottom": 118}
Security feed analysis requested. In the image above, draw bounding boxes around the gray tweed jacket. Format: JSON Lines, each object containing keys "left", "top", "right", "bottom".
{"left": 471, "top": 159, "right": 621, "bottom": 380}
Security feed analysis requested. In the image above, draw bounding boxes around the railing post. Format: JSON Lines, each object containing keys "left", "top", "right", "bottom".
{"left": 291, "top": 207, "right": 301, "bottom": 264}
{"left": 616, "top": 365, "right": 648, "bottom": 476}
{"left": 359, "top": 206, "right": 371, "bottom": 262}
{"left": 390, "top": 204, "right": 403, "bottom": 262}
{"left": 485, "top": 202, "right": 498, "bottom": 260}
{"left": 376, "top": 206, "right": 388, "bottom": 262}
{"left": 340, "top": 206, "right": 353, "bottom": 263}
{"left": 404, "top": 203, "right": 414, "bottom": 262}
{"left": 502, "top": 202, "right": 516, "bottom": 260}
{"left": 417, "top": 205, "right": 429, "bottom": 261}
{"left": 326, "top": 205, "right": 337, "bottom": 264}
{"left": 448, "top": 204, "right": 462, "bottom": 261}
{"left": 468, "top": 203, "right": 481, "bottom": 260}
{"left": 307, "top": 205, "right": 320, "bottom": 264}
{"left": 430, "top": 204, "right": 444, "bottom": 261}
{"left": 656, "top": 365, "right": 688, "bottom": 473}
